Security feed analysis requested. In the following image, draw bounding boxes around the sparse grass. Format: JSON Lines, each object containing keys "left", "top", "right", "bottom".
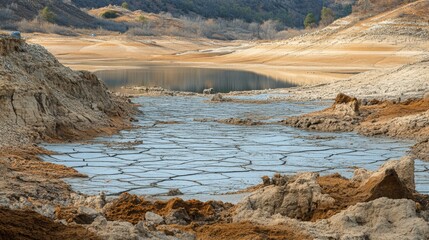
{"left": 16, "top": 19, "right": 78, "bottom": 36}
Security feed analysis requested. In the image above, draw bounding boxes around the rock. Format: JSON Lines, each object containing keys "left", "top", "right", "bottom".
{"left": 167, "top": 188, "right": 183, "bottom": 196}
{"left": 165, "top": 208, "right": 191, "bottom": 225}
{"left": 203, "top": 88, "right": 214, "bottom": 94}
{"left": 233, "top": 172, "right": 336, "bottom": 222}
{"left": 74, "top": 206, "right": 99, "bottom": 224}
{"left": 358, "top": 168, "right": 414, "bottom": 202}
{"left": 358, "top": 156, "right": 415, "bottom": 191}
{"left": 424, "top": 91, "right": 429, "bottom": 100}
{"left": 411, "top": 139, "right": 429, "bottom": 162}
{"left": 145, "top": 211, "right": 165, "bottom": 225}
{"left": 135, "top": 221, "right": 149, "bottom": 237}
{"left": 211, "top": 93, "right": 224, "bottom": 102}
{"left": 333, "top": 93, "right": 360, "bottom": 116}
{"left": 71, "top": 192, "right": 106, "bottom": 211}
{"left": 88, "top": 216, "right": 141, "bottom": 240}
{"left": 309, "top": 198, "right": 429, "bottom": 239}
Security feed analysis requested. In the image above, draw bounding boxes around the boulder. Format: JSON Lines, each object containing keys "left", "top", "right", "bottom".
{"left": 354, "top": 156, "right": 415, "bottom": 191}
{"left": 309, "top": 198, "right": 429, "bottom": 239}
{"left": 233, "top": 172, "right": 335, "bottom": 222}
{"left": 332, "top": 93, "right": 360, "bottom": 116}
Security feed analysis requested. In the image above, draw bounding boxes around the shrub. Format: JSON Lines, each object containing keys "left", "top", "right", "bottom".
{"left": 136, "top": 14, "right": 146, "bottom": 22}
{"left": 304, "top": 13, "right": 316, "bottom": 29}
{"left": 39, "top": 6, "right": 56, "bottom": 23}
{"left": 17, "top": 19, "right": 77, "bottom": 36}
{"left": 121, "top": 2, "right": 129, "bottom": 10}
{"left": 100, "top": 10, "right": 119, "bottom": 19}
{"left": 320, "top": 7, "right": 335, "bottom": 26}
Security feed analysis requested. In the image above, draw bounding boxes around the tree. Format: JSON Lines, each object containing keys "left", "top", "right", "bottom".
{"left": 39, "top": 6, "right": 55, "bottom": 23}
{"left": 303, "top": 13, "right": 316, "bottom": 29}
{"left": 121, "top": 2, "right": 129, "bottom": 10}
{"left": 320, "top": 7, "right": 335, "bottom": 26}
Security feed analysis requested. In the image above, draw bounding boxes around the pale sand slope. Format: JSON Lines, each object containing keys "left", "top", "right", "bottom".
{"left": 27, "top": 0, "right": 429, "bottom": 89}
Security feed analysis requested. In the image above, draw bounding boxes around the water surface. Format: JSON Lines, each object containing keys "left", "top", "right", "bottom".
{"left": 95, "top": 66, "right": 296, "bottom": 93}
{"left": 41, "top": 95, "right": 429, "bottom": 200}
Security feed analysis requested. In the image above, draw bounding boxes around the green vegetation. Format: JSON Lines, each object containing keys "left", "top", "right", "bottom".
{"left": 320, "top": 7, "right": 335, "bottom": 26}
{"left": 136, "top": 14, "right": 147, "bottom": 22}
{"left": 101, "top": 10, "right": 120, "bottom": 19}
{"left": 39, "top": 6, "right": 55, "bottom": 23}
{"left": 304, "top": 13, "right": 316, "bottom": 29}
{"left": 121, "top": 2, "right": 129, "bottom": 10}
{"left": 71, "top": 0, "right": 354, "bottom": 28}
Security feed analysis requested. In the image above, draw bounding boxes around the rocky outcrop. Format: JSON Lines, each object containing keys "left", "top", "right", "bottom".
{"left": 233, "top": 173, "right": 336, "bottom": 222}
{"left": 0, "top": 36, "right": 134, "bottom": 147}
{"left": 283, "top": 93, "right": 429, "bottom": 162}
{"left": 307, "top": 197, "right": 429, "bottom": 239}
{"left": 232, "top": 157, "right": 428, "bottom": 238}
{"left": 282, "top": 93, "right": 362, "bottom": 132}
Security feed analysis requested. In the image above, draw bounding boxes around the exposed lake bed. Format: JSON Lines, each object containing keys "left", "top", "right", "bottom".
{"left": 41, "top": 94, "right": 429, "bottom": 202}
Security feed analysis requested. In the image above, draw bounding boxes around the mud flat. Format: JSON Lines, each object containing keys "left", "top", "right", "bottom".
{"left": 41, "top": 95, "right": 429, "bottom": 199}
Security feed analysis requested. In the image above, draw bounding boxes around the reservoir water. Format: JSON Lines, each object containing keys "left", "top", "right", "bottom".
{"left": 95, "top": 67, "right": 296, "bottom": 93}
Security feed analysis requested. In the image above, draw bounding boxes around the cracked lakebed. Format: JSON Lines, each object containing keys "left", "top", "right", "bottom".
{"left": 41, "top": 95, "right": 429, "bottom": 201}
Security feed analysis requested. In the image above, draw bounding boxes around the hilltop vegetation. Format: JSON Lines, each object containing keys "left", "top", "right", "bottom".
{"left": 72, "top": 0, "right": 354, "bottom": 28}
{"left": 0, "top": 0, "right": 126, "bottom": 32}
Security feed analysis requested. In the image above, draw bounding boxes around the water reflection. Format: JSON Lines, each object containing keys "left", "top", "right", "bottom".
{"left": 95, "top": 66, "right": 296, "bottom": 93}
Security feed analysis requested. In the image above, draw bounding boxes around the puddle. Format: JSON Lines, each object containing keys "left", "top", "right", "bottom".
{"left": 41, "top": 95, "right": 429, "bottom": 202}
{"left": 95, "top": 66, "right": 296, "bottom": 93}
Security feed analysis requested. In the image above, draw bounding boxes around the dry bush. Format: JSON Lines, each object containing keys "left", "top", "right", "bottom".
{"left": 16, "top": 19, "right": 78, "bottom": 36}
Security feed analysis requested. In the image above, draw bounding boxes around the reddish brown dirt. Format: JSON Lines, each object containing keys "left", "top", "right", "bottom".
{"left": 104, "top": 193, "right": 233, "bottom": 225}
{"left": 313, "top": 170, "right": 416, "bottom": 221}
{"left": 0, "top": 207, "right": 99, "bottom": 240}
{"left": 195, "top": 222, "right": 312, "bottom": 240}
{"left": 362, "top": 98, "right": 429, "bottom": 122}
{"left": 51, "top": 116, "right": 135, "bottom": 142}
{"left": 1, "top": 146, "right": 86, "bottom": 179}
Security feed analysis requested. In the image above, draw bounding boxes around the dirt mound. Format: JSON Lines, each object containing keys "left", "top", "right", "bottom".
{"left": 0, "top": 207, "right": 98, "bottom": 240}
{"left": 103, "top": 193, "right": 232, "bottom": 225}
{"left": 196, "top": 222, "right": 311, "bottom": 240}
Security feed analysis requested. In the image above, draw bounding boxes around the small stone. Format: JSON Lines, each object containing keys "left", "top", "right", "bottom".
{"left": 261, "top": 175, "right": 271, "bottom": 185}
{"left": 167, "top": 188, "right": 183, "bottom": 196}
{"left": 145, "top": 211, "right": 164, "bottom": 225}
{"left": 165, "top": 208, "right": 191, "bottom": 225}
{"left": 211, "top": 93, "right": 224, "bottom": 101}
{"left": 74, "top": 206, "right": 99, "bottom": 224}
